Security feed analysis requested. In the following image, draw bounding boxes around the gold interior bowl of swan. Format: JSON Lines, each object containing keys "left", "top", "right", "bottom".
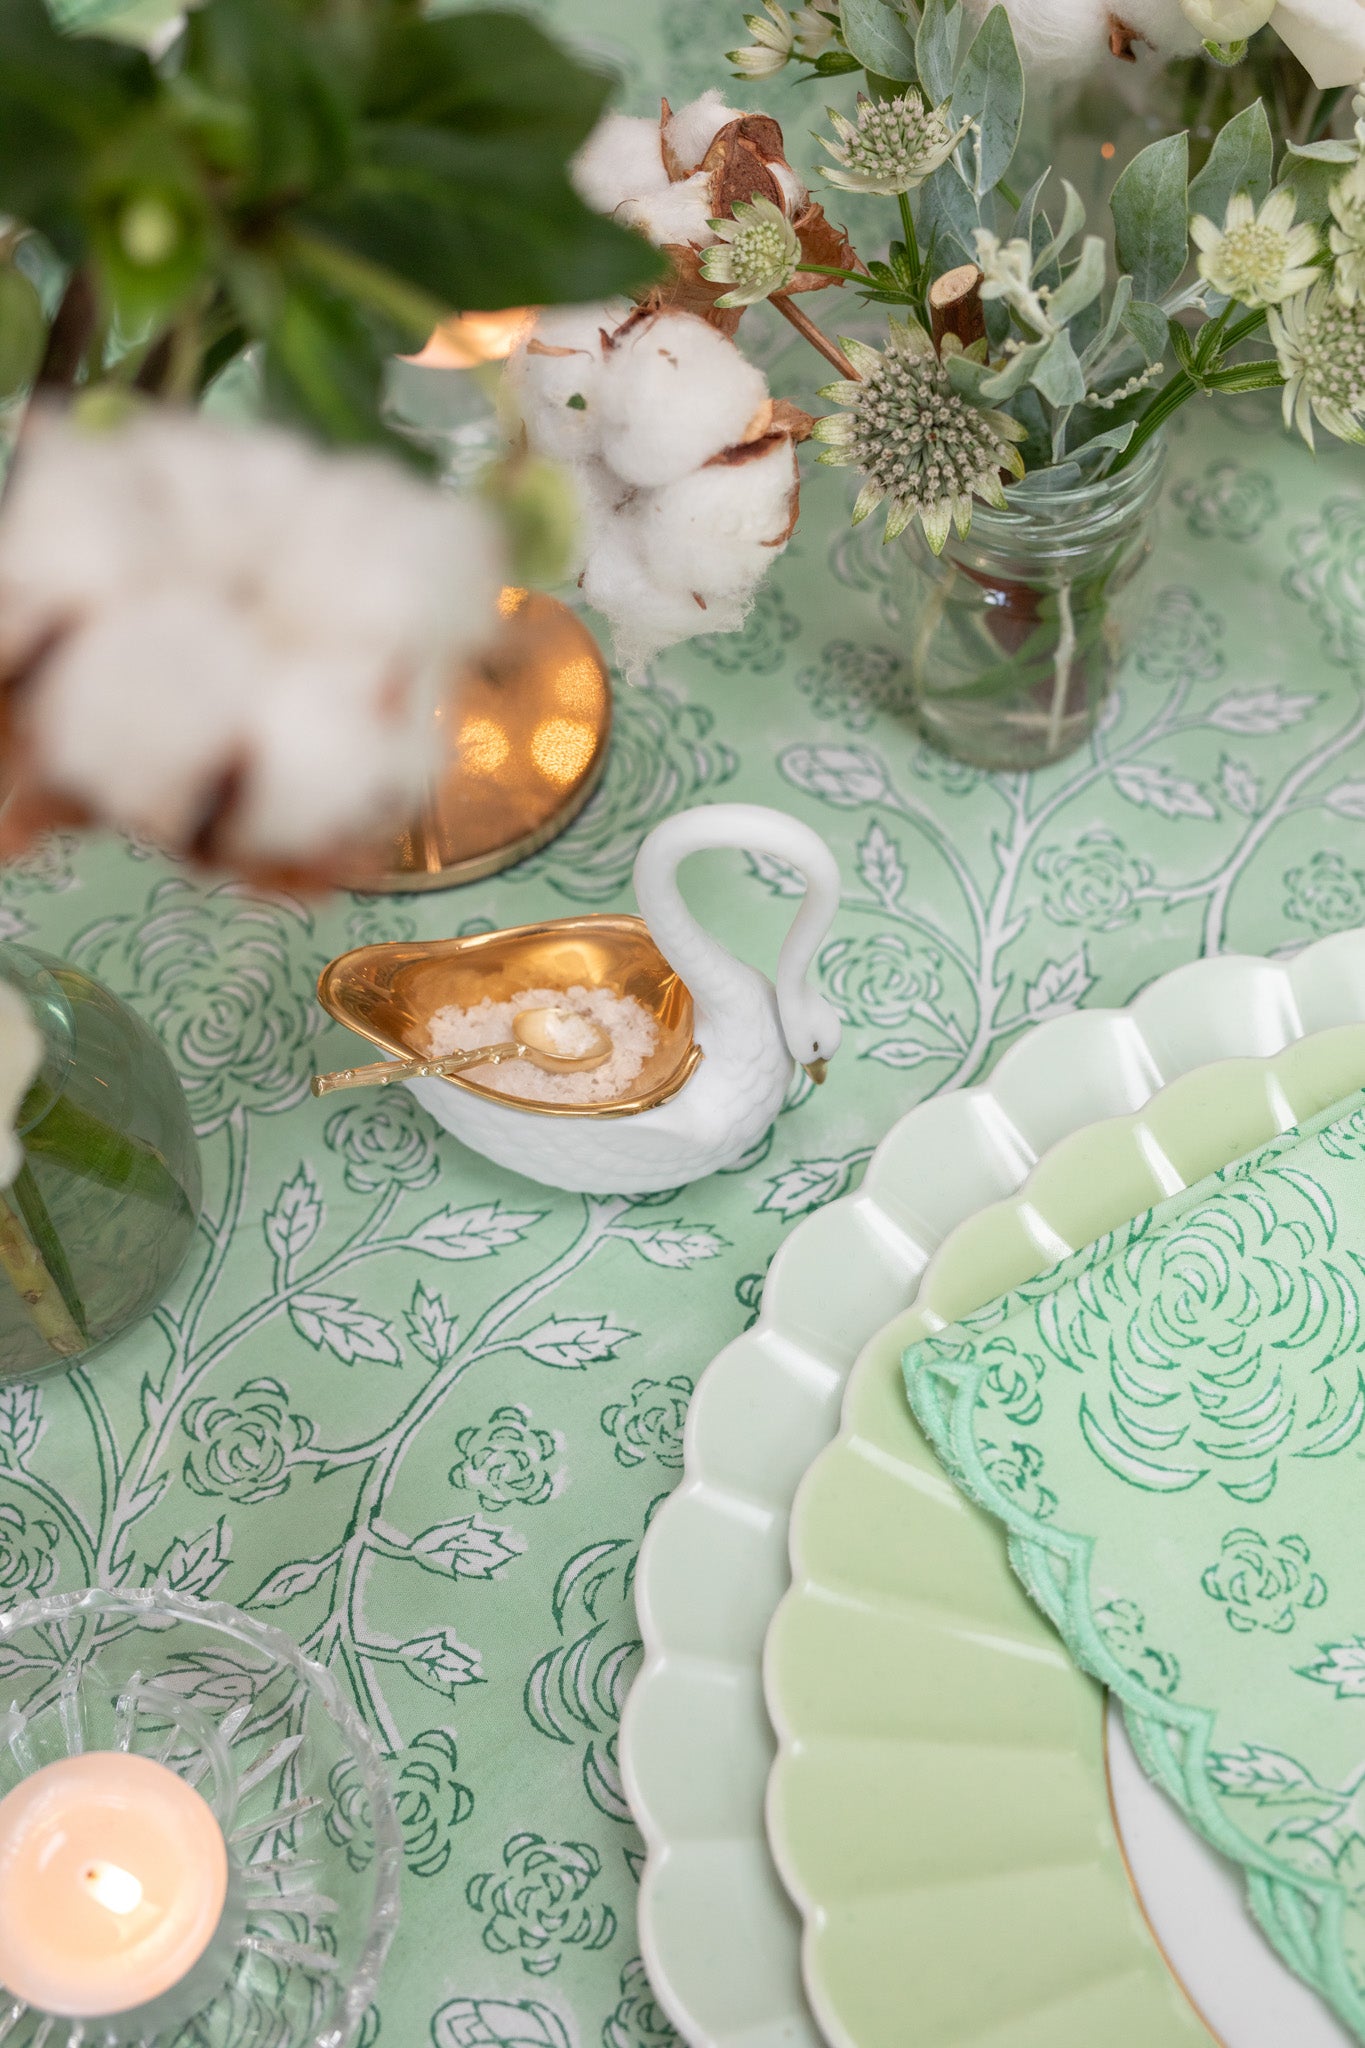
{"left": 317, "top": 918, "right": 702, "bottom": 1120}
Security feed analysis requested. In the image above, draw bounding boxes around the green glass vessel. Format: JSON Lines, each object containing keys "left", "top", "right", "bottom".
{"left": 0, "top": 941, "right": 201, "bottom": 1380}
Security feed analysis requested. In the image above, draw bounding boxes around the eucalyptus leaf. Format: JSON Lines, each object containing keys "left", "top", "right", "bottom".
{"left": 1277, "top": 154, "right": 1344, "bottom": 226}
{"left": 1284, "top": 137, "right": 1358, "bottom": 163}
{"left": 1046, "top": 233, "right": 1105, "bottom": 325}
{"left": 839, "top": 0, "right": 917, "bottom": 82}
{"left": 1110, "top": 131, "right": 1189, "bottom": 303}
{"left": 1012, "top": 169, "right": 1050, "bottom": 243}
{"left": 979, "top": 334, "right": 1048, "bottom": 399}
{"left": 1187, "top": 99, "right": 1273, "bottom": 224}
{"left": 918, "top": 157, "right": 980, "bottom": 265}
{"left": 1070, "top": 420, "right": 1136, "bottom": 463}
{"left": 1122, "top": 297, "right": 1169, "bottom": 362}
{"left": 1009, "top": 458, "right": 1082, "bottom": 492}
{"left": 914, "top": 0, "right": 962, "bottom": 102}
{"left": 952, "top": 6, "right": 1023, "bottom": 198}
{"left": 1033, "top": 179, "right": 1087, "bottom": 274}
{"left": 1029, "top": 328, "right": 1086, "bottom": 406}
{"left": 1079, "top": 273, "right": 1132, "bottom": 370}
{"left": 944, "top": 349, "right": 993, "bottom": 400}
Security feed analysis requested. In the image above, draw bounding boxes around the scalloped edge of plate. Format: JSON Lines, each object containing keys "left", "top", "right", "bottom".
{"left": 622, "top": 933, "right": 1365, "bottom": 2048}
{"left": 764, "top": 1024, "right": 1365, "bottom": 2048}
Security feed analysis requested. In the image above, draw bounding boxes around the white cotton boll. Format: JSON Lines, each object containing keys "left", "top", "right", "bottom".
{"left": 664, "top": 90, "right": 743, "bottom": 173}
{"left": 565, "top": 458, "right": 636, "bottom": 574}
{"left": 232, "top": 649, "right": 433, "bottom": 860}
{"left": 0, "top": 417, "right": 155, "bottom": 668}
{"left": 771, "top": 162, "right": 808, "bottom": 214}
{"left": 582, "top": 514, "right": 745, "bottom": 670}
{"left": 0, "top": 983, "right": 42, "bottom": 1192}
{"left": 263, "top": 460, "right": 500, "bottom": 664}
{"left": 30, "top": 591, "right": 259, "bottom": 845}
{"left": 1114, "top": 0, "right": 1207, "bottom": 55}
{"left": 505, "top": 304, "right": 621, "bottom": 461}
{"left": 597, "top": 314, "right": 769, "bottom": 487}
{"left": 618, "top": 172, "right": 718, "bottom": 249}
{"left": 637, "top": 439, "right": 797, "bottom": 599}
{"left": 131, "top": 415, "right": 312, "bottom": 594}
{"left": 570, "top": 112, "right": 669, "bottom": 215}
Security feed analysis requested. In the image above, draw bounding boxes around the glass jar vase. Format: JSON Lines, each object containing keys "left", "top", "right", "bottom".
{"left": 899, "top": 436, "right": 1167, "bottom": 772}
{"left": 0, "top": 941, "right": 201, "bottom": 1380}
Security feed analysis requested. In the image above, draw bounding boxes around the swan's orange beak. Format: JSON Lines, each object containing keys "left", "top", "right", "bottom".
{"left": 803, "top": 1058, "right": 828, "bottom": 1085}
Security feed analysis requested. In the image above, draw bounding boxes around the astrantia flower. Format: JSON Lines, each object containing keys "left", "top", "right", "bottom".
{"left": 818, "top": 91, "right": 967, "bottom": 197}
{"left": 1268, "top": 279, "right": 1365, "bottom": 446}
{"left": 1329, "top": 158, "right": 1365, "bottom": 306}
{"left": 1190, "top": 188, "right": 1319, "bottom": 308}
{"left": 699, "top": 197, "right": 801, "bottom": 307}
{"left": 813, "top": 321, "right": 1027, "bottom": 553}
{"left": 729, "top": 0, "right": 795, "bottom": 75}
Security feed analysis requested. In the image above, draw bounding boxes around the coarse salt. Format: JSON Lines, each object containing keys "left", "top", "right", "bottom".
{"left": 424, "top": 986, "right": 658, "bottom": 1106}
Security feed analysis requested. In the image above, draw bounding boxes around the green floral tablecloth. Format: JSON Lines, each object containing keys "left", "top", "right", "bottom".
{"left": 11, "top": 6, "right": 1365, "bottom": 2046}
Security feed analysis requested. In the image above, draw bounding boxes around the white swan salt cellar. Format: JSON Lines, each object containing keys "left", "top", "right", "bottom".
{"left": 316, "top": 803, "right": 843, "bottom": 1193}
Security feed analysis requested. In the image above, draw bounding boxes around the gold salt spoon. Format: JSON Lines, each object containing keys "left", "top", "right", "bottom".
{"left": 311, "top": 1005, "right": 613, "bottom": 1098}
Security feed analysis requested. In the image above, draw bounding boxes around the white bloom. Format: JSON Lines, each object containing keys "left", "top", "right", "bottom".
{"left": 0, "top": 983, "right": 42, "bottom": 1192}
{"left": 1190, "top": 188, "right": 1319, "bottom": 308}
{"left": 663, "top": 91, "right": 746, "bottom": 175}
{"left": 729, "top": 0, "right": 795, "bottom": 75}
{"left": 1330, "top": 157, "right": 1365, "bottom": 305}
{"left": 794, "top": 5, "right": 837, "bottom": 56}
{"left": 1267, "top": 0, "right": 1365, "bottom": 88}
{"left": 819, "top": 91, "right": 967, "bottom": 197}
{"left": 617, "top": 173, "right": 718, "bottom": 249}
{"left": 570, "top": 113, "right": 669, "bottom": 216}
{"left": 0, "top": 410, "right": 503, "bottom": 864}
{"left": 596, "top": 312, "right": 769, "bottom": 486}
{"left": 699, "top": 196, "right": 802, "bottom": 306}
{"left": 1176, "top": 0, "right": 1276, "bottom": 41}
{"left": 1268, "top": 278, "right": 1365, "bottom": 445}
{"left": 973, "top": 228, "right": 1058, "bottom": 336}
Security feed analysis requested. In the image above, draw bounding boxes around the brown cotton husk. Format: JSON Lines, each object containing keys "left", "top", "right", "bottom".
{"left": 638, "top": 245, "right": 745, "bottom": 335}
{"left": 787, "top": 203, "right": 858, "bottom": 295}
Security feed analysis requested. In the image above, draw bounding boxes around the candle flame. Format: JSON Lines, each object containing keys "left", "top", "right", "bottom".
{"left": 83, "top": 1860, "right": 144, "bottom": 1916}
{"left": 405, "top": 309, "right": 537, "bottom": 370}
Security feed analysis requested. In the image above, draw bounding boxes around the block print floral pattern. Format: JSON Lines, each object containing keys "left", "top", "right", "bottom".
{"left": 905, "top": 1096, "right": 1365, "bottom": 2034}
{"left": 7, "top": 19, "right": 1365, "bottom": 2029}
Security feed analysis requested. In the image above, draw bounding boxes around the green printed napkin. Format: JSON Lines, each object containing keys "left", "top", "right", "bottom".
{"left": 904, "top": 1086, "right": 1365, "bottom": 2038}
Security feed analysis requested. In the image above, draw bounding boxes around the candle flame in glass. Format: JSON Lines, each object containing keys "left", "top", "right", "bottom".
{"left": 82, "top": 1861, "right": 144, "bottom": 1916}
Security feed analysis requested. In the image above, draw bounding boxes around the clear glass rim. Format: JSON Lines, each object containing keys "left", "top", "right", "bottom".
{"left": 973, "top": 431, "right": 1167, "bottom": 534}
{"left": 0, "top": 1585, "right": 403, "bottom": 2048}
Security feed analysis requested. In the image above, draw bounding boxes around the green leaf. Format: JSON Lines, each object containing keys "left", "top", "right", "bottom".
{"left": 917, "top": 158, "right": 979, "bottom": 265}
{"left": 1070, "top": 419, "right": 1136, "bottom": 463}
{"left": 1169, "top": 318, "right": 1197, "bottom": 374}
{"left": 839, "top": 0, "right": 917, "bottom": 81}
{"left": 1202, "top": 36, "right": 1248, "bottom": 63}
{"left": 180, "top": 0, "right": 352, "bottom": 206}
{"left": 1032, "top": 178, "right": 1087, "bottom": 273}
{"left": 1046, "top": 233, "right": 1105, "bottom": 325}
{"left": 1122, "top": 297, "right": 1168, "bottom": 361}
{"left": 810, "top": 48, "right": 863, "bottom": 73}
{"left": 8, "top": 1163, "right": 87, "bottom": 1339}
{"left": 1110, "top": 131, "right": 1189, "bottom": 303}
{"left": 1277, "top": 155, "right": 1344, "bottom": 227}
{"left": 1188, "top": 99, "right": 1273, "bottom": 225}
{"left": 0, "top": 266, "right": 46, "bottom": 401}
{"left": 257, "top": 272, "right": 405, "bottom": 453}
{"left": 1029, "top": 329, "right": 1085, "bottom": 406}
{"left": 363, "top": 9, "right": 613, "bottom": 158}
{"left": 0, "top": 0, "right": 155, "bottom": 259}
{"left": 1284, "top": 137, "right": 1358, "bottom": 163}
{"left": 980, "top": 334, "right": 1049, "bottom": 399}
{"left": 952, "top": 6, "right": 1023, "bottom": 198}
{"left": 914, "top": 0, "right": 963, "bottom": 101}
{"left": 1078, "top": 273, "right": 1132, "bottom": 371}
{"left": 1205, "top": 357, "right": 1284, "bottom": 393}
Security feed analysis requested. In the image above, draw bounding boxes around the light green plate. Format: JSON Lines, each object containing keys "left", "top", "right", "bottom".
{"left": 763, "top": 1026, "right": 1365, "bottom": 2048}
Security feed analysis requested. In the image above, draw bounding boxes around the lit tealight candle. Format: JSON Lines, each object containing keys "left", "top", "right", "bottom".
{"left": 0, "top": 1752, "right": 229, "bottom": 2019}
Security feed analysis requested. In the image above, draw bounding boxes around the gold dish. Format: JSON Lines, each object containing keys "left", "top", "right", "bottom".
{"left": 339, "top": 589, "right": 612, "bottom": 894}
{"left": 316, "top": 917, "right": 702, "bottom": 1119}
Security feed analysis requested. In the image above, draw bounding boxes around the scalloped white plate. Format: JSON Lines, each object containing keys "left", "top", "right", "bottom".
{"left": 621, "top": 933, "right": 1365, "bottom": 2048}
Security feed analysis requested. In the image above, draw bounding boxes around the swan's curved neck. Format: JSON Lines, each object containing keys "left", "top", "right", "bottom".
{"left": 632, "top": 805, "right": 841, "bottom": 1033}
